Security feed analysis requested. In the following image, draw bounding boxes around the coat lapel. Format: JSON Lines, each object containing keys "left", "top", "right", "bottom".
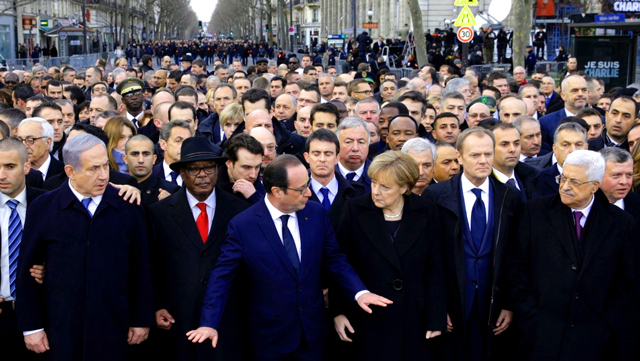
{"left": 298, "top": 208, "right": 313, "bottom": 282}
{"left": 170, "top": 188, "right": 205, "bottom": 251}
{"left": 579, "top": 192, "right": 614, "bottom": 273}
{"left": 393, "top": 195, "right": 425, "bottom": 259}
{"left": 255, "top": 201, "right": 298, "bottom": 278}
{"left": 357, "top": 197, "right": 402, "bottom": 272}
{"left": 548, "top": 195, "right": 579, "bottom": 266}
{"left": 203, "top": 189, "right": 234, "bottom": 250}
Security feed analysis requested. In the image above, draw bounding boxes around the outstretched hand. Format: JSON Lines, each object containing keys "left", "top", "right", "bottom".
{"left": 356, "top": 292, "right": 393, "bottom": 314}
{"left": 186, "top": 327, "right": 219, "bottom": 348}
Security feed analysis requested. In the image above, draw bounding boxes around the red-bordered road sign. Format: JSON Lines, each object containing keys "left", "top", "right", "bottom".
{"left": 457, "top": 26, "right": 473, "bottom": 43}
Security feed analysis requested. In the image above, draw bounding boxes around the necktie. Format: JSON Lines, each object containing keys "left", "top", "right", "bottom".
{"left": 470, "top": 189, "right": 486, "bottom": 251}
{"left": 574, "top": 211, "right": 584, "bottom": 239}
{"left": 81, "top": 197, "right": 93, "bottom": 217}
{"left": 320, "top": 187, "right": 331, "bottom": 211}
{"left": 7, "top": 199, "right": 22, "bottom": 299}
{"left": 280, "top": 215, "right": 300, "bottom": 274}
{"left": 506, "top": 178, "right": 517, "bottom": 189}
{"left": 196, "top": 203, "right": 208, "bottom": 243}
{"left": 346, "top": 172, "right": 356, "bottom": 181}
{"left": 169, "top": 171, "right": 179, "bottom": 185}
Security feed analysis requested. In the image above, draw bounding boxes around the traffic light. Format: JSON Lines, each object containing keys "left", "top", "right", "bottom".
{"left": 265, "top": 24, "right": 269, "bottom": 32}
{"left": 198, "top": 21, "right": 202, "bottom": 29}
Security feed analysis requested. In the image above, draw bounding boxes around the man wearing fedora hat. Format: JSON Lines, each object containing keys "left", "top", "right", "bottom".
{"left": 147, "top": 136, "right": 251, "bottom": 361}
{"left": 180, "top": 54, "right": 193, "bottom": 74}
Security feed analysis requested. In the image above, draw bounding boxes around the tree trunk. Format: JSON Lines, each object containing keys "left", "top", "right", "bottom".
{"left": 511, "top": 0, "right": 534, "bottom": 69}
{"left": 408, "top": 0, "right": 428, "bottom": 66}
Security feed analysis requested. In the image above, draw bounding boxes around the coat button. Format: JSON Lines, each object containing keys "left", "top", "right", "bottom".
{"left": 570, "top": 323, "right": 575, "bottom": 328}
{"left": 298, "top": 307, "right": 303, "bottom": 312}
{"left": 201, "top": 279, "right": 208, "bottom": 285}
{"left": 392, "top": 279, "right": 404, "bottom": 291}
{"left": 571, "top": 264, "right": 577, "bottom": 270}
{"left": 574, "top": 293, "right": 579, "bottom": 299}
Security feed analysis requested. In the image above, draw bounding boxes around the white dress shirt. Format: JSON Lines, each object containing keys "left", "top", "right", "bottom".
{"left": 163, "top": 161, "right": 183, "bottom": 186}
{"left": 34, "top": 154, "right": 52, "bottom": 180}
{"left": 571, "top": 195, "right": 595, "bottom": 229}
{"left": 186, "top": 188, "right": 216, "bottom": 234}
{"left": 264, "top": 197, "right": 301, "bottom": 260}
{"left": 0, "top": 188, "right": 27, "bottom": 301}
{"left": 311, "top": 176, "right": 338, "bottom": 205}
{"left": 613, "top": 198, "right": 625, "bottom": 210}
{"left": 492, "top": 168, "right": 520, "bottom": 190}
{"left": 337, "top": 162, "right": 365, "bottom": 182}
{"left": 460, "top": 173, "right": 490, "bottom": 226}
{"left": 126, "top": 110, "right": 145, "bottom": 128}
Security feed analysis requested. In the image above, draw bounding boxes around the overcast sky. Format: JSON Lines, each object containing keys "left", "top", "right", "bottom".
{"left": 191, "top": 0, "right": 217, "bottom": 22}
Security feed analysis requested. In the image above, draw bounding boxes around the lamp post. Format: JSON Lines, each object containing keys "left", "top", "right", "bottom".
{"left": 367, "top": 9, "right": 373, "bottom": 22}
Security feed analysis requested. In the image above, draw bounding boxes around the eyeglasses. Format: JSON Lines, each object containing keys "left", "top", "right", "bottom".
{"left": 284, "top": 179, "right": 311, "bottom": 195}
{"left": 185, "top": 165, "right": 217, "bottom": 177}
{"left": 5, "top": 81, "right": 16, "bottom": 85}
{"left": 555, "top": 175, "right": 595, "bottom": 188}
{"left": 124, "top": 90, "right": 143, "bottom": 98}
{"left": 17, "top": 136, "right": 45, "bottom": 145}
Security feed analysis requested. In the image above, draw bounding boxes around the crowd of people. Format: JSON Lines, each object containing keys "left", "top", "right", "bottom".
{"left": 0, "top": 40, "right": 639, "bottom": 361}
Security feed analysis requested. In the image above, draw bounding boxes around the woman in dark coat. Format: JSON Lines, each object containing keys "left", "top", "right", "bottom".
{"left": 333, "top": 151, "right": 447, "bottom": 361}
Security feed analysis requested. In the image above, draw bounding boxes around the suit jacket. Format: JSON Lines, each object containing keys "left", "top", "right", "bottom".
{"left": 531, "top": 163, "right": 560, "bottom": 199}
{"left": 506, "top": 191, "right": 634, "bottom": 361}
{"left": 491, "top": 162, "right": 538, "bottom": 201}
{"left": 588, "top": 130, "right": 630, "bottom": 152}
{"left": 544, "top": 91, "right": 562, "bottom": 112}
{"left": 333, "top": 193, "right": 447, "bottom": 360}
{"left": 308, "top": 172, "right": 367, "bottom": 229}
{"left": 147, "top": 188, "right": 250, "bottom": 361}
{"left": 199, "top": 200, "right": 366, "bottom": 355}
{"left": 138, "top": 175, "right": 180, "bottom": 207}
{"left": 524, "top": 151, "right": 554, "bottom": 171}
{"left": 17, "top": 183, "right": 154, "bottom": 361}
{"left": 539, "top": 108, "right": 568, "bottom": 146}
{"left": 45, "top": 156, "right": 65, "bottom": 181}
{"left": 423, "top": 174, "right": 522, "bottom": 361}
{"left": 25, "top": 168, "right": 44, "bottom": 189}
{"left": 137, "top": 120, "right": 159, "bottom": 144}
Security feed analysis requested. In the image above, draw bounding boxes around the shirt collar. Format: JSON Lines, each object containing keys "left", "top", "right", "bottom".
{"left": 0, "top": 186, "right": 27, "bottom": 207}
{"left": 186, "top": 187, "right": 216, "bottom": 210}
{"left": 564, "top": 108, "right": 576, "bottom": 117}
{"left": 264, "top": 195, "right": 296, "bottom": 222}
{"left": 126, "top": 111, "right": 145, "bottom": 124}
{"left": 571, "top": 194, "right": 595, "bottom": 217}
{"left": 310, "top": 175, "right": 339, "bottom": 196}
{"left": 492, "top": 167, "right": 515, "bottom": 183}
{"left": 35, "top": 154, "right": 52, "bottom": 179}
{"left": 613, "top": 198, "right": 625, "bottom": 210}
{"left": 337, "top": 162, "right": 364, "bottom": 178}
{"left": 68, "top": 180, "right": 103, "bottom": 206}
{"left": 163, "top": 161, "right": 173, "bottom": 176}
{"left": 460, "top": 172, "right": 490, "bottom": 195}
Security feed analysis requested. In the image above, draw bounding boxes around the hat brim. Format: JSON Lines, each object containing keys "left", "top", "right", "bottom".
{"left": 169, "top": 154, "right": 228, "bottom": 172}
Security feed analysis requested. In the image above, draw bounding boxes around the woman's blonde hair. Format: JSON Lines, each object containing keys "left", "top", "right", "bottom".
{"left": 367, "top": 151, "right": 419, "bottom": 195}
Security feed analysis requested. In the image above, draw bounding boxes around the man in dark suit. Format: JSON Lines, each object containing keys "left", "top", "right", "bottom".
{"left": 588, "top": 96, "right": 638, "bottom": 152}
{"left": 124, "top": 134, "right": 179, "bottom": 207}
{"left": 532, "top": 122, "right": 588, "bottom": 199}
{"left": 16, "top": 118, "right": 64, "bottom": 181}
{"left": 147, "top": 136, "right": 251, "bottom": 361}
{"left": 507, "top": 150, "right": 634, "bottom": 360}
{"left": 0, "top": 138, "right": 46, "bottom": 360}
{"left": 153, "top": 120, "right": 193, "bottom": 186}
{"left": 304, "top": 129, "right": 366, "bottom": 229}
{"left": 16, "top": 134, "right": 154, "bottom": 360}
{"left": 335, "top": 117, "right": 372, "bottom": 190}
{"left": 513, "top": 116, "right": 550, "bottom": 164}
{"left": 423, "top": 127, "right": 522, "bottom": 361}
{"left": 490, "top": 123, "right": 537, "bottom": 200}
{"left": 187, "top": 154, "right": 391, "bottom": 360}
{"left": 538, "top": 75, "right": 588, "bottom": 145}
{"left": 198, "top": 84, "right": 236, "bottom": 145}
{"left": 218, "top": 133, "right": 266, "bottom": 204}
{"left": 401, "top": 137, "right": 436, "bottom": 195}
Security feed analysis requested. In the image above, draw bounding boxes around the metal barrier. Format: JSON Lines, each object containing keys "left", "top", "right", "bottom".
{"left": 469, "top": 63, "right": 512, "bottom": 76}
{"left": 535, "top": 61, "right": 567, "bottom": 74}
{"left": 3, "top": 53, "right": 109, "bottom": 72}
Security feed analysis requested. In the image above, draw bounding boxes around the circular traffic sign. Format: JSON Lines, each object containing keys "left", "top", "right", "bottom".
{"left": 457, "top": 26, "right": 473, "bottom": 43}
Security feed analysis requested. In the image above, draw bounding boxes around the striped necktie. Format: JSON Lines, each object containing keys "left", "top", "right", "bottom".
{"left": 7, "top": 199, "right": 22, "bottom": 299}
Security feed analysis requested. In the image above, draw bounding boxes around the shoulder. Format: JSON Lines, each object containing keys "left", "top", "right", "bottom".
{"left": 158, "top": 178, "right": 180, "bottom": 194}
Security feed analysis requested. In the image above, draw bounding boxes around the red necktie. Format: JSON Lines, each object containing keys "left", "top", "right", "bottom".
{"left": 196, "top": 203, "right": 208, "bottom": 243}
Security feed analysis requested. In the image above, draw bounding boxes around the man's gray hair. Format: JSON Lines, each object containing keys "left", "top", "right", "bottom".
{"left": 94, "top": 110, "right": 119, "bottom": 124}
{"left": 354, "top": 98, "right": 380, "bottom": 113}
{"left": 445, "top": 78, "right": 470, "bottom": 94}
{"left": 563, "top": 150, "right": 605, "bottom": 182}
{"left": 599, "top": 147, "right": 633, "bottom": 165}
{"left": 553, "top": 122, "right": 587, "bottom": 145}
{"left": 160, "top": 120, "right": 192, "bottom": 142}
{"left": 318, "top": 73, "right": 333, "bottom": 82}
{"left": 442, "top": 91, "right": 465, "bottom": 106}
{"left": 512, "top": 115, "right": 539, "bottom": 133}
{"left": 63, "top": 133, "right": 106, "bottom": 169}
{"left": 19, "top": 117, "right": 54, "bottom": 151}
{"left": 401, "top": 138, "right": 437, "bottom": 162}
{"left": 336, "top": 117, "right": 370, "bottom": 143}
{"left": 276, "top": 93, "right": 297, "bottom": 108}
{"left": 32, "top": 65, "right": 46, "bottom": 74}
{"left": 53, "top": 98, "right": 74, "bottom": 108}
{"left": 111, "top": 67, "right": 126, "bottom": 78}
